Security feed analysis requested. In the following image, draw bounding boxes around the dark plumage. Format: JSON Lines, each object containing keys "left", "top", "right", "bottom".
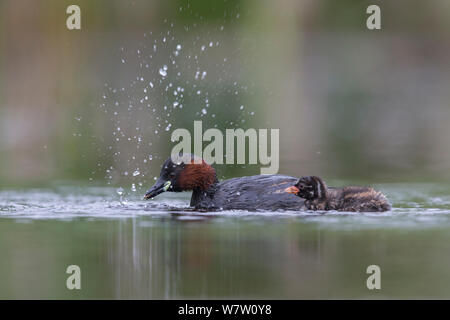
{"left": 144, "top": 154, "right": 306, "bottom": 211}
{"left": 285, "top": 176, "right": 391, "bottom": 212}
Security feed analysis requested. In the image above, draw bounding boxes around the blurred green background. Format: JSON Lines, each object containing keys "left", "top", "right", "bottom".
{"left": 1, "top": 0, "right": 449, "bottom": 189}
{"left": 1, "top": 0, "right": 450, "bottom": 301}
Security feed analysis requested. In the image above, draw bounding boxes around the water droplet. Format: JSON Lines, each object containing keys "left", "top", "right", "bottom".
{"left": 116, "top": 187, "right": 124, "bottom": 196}
{"left": 133, "top": 170, "right": 140, "bottom": 177}
{"left": 159, "top": 68, "right": 167, "bottom": 77}
{"left": 201, "top": 108, "right": 207, "bottom": 115}
{"left": 176, "top": 44, "right": 182, "bottom": 50}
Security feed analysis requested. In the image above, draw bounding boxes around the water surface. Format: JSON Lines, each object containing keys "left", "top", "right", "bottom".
{"left": 1, "top": 182, "right": 450, "bottom": 299}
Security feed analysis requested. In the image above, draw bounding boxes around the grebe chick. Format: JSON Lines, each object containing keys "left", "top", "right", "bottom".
{"left": 285, "top": 176, "right": 391, "bottom": 212}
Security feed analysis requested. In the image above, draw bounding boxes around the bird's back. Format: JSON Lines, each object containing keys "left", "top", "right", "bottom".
{"left": 193, "top": 175, "right": 305, "bottom": 211}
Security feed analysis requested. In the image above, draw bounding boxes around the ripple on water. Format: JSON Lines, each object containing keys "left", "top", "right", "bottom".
{"left": 0, "top": 183, "right": 450, "bottom": 229}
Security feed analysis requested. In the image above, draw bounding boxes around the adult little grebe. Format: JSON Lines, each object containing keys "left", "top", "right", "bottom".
{"left": 285, "top": 176, "right": 391, "bottom": 212}
{"left": 144, "top": 154, "right": 306, "bottom": 211}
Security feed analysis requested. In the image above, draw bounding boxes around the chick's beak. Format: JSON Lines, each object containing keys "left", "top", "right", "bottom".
{"left": 284, "top": 186, "right": 300, "bottom": 195}
{"left": 144, "top": 179, "right": 172, "bottom": 200}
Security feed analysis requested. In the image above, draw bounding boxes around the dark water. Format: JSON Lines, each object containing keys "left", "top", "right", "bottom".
{"left": 1, "top": 182, "right": 450, "bottom": 299}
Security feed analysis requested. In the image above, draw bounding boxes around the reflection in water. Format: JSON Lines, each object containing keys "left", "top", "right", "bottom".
{"left": 103, "top": 214, "right": 450, "bottom": 299}
{"left": 1, "top": 183, "right": 450, "bottom": 299}
{"left": 110, "top": 216, "right": 240, "bottom": 299}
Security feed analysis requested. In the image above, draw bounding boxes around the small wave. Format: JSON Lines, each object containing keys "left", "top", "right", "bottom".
{"left": 0, "top": 184, "right": 450, "bottom": 230}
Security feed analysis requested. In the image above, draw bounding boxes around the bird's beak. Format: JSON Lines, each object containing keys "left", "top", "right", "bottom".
{"left": 144, "top": 180, "right": 172, "bottom": 200}
{"left": 284, "top": 186, "right": 300, "bottom": 195}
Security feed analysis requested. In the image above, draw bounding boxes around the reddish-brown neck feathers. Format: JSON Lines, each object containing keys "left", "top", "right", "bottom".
{"left": 178, "top": 161, "right": 217, "bottom": 191}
